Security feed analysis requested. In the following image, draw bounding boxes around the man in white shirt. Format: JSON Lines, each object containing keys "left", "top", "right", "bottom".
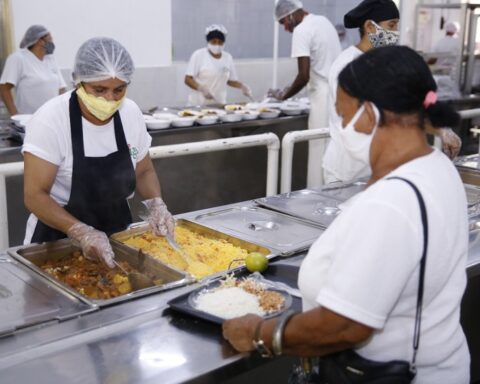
{"left": 272, "top": 0, "right": 341, "bottom": 187}
{"left": 0, "top": 25, "right": 66, "bottom": 115}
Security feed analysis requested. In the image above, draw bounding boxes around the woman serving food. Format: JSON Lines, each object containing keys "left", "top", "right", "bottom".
{"left": 23, "top": 37, "right": 174, "bottom": 268}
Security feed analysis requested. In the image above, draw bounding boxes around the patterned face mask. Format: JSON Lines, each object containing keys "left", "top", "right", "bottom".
{"left": 367, "top": 21, "right": 399, "bottom": 48}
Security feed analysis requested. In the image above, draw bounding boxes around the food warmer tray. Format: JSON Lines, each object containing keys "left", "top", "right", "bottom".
{"left": 7, "top": 238, "right": 191, "bottom": 307}
{"left": 184, "top": 205, "right": 323, "bottom": 255}
{"left": 0, "top": 253, "right": 95, "bottom": 337}
{"left": 111, "top": 219, "right": 279, "bottom": 281}
{"left": 256, "top": 189, "right": 346, "bottom": 228}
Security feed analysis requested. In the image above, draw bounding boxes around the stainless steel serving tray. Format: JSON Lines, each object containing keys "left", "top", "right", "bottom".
{"left": 184, "top": 205, "right": 323, "bottom": 255}
{"left": 256, "top": 189, "right": 345, "bottom": 228}
{"left": 111, "top": 219, "right": 278, "bottom": 281}
{"left": 0, "top": 253, "right": 95, "bottom": 337}
{"left": 7, "top": 239, "right": 190, "bottom": 307}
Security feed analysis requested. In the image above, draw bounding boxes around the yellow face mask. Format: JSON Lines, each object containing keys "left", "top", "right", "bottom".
{"left": 76, "top": 85, "right": 125, "bottom": 121}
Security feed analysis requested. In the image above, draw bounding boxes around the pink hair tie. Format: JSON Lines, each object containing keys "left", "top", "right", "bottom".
{"left": 423, "top": 90, "right": 438, "bottom": 109}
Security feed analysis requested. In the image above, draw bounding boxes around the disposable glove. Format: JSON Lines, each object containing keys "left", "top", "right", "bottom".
{"left": 267, "top": 88, "right": 284, "bottom": 101}
{"left": 241, "top": 84, "right": 253, "bottom": 99}
{"left": 439, "top": 128, "right": 461, "bottom": 159}
{"left": 141, "top": 197, "right": 175, "bottom": 237}
{"left": 198, "top": 84, "right": 214, "bottom": 100}
{"left": 67, "top": 222, "right": 115, "bottom": 268}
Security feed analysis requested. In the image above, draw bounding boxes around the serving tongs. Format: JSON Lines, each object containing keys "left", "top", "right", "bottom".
{"left": 165, "top": 233, "right": 192, "bottom": 270}
{"left": 113, "top": 250, "right": 155, "bottom": 290}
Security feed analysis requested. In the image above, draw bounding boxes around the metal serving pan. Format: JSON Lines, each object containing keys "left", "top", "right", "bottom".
{"left": 311, "top": 180, "right": 367, "bottom": 202}
{"left": 0, "top": 252, "right": 95, "bottom": 337}
{"left": 7, "top": 238, "right": 190, "bottom": 307}
{"left": 111, "top": 219, "right": 278, "bottom": 280}
{"left": 256, "top": 189, "right": 344, "bottom": 228}
{"left": 184, "top": 205, "right": 323, "bottom": 255}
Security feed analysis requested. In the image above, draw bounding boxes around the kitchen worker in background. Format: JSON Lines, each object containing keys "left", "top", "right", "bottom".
{"left": 271, "top": 0, "right": 341, "bottom": 187}
{"left": 0, "top": 25, "right": 66, "bottom": 115}
{"left": 434, "top": 21, "right": 460, "bottom": 55}
{"left": 323, "top": 0, "right": 461, "bottom": 184}
{"left": 433, "top": 21, "right": 461, "bottom": 68}
{"left": 184, "top": 24, "right": 252, "bottom": 106}
{"left": 23, "top": 37, "right": 174, "bottom": 268}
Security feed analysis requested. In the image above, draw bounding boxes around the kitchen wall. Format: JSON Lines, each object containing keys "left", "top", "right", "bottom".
{"left": 6, "top": 0, "right": 412, "bottom": 111}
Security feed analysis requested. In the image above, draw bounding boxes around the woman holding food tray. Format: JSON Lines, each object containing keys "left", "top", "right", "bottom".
{"left": 223, "top": 46, "right": 470, "bottom": 383}
{"left": 22, "top": 37, "right": 174, "bottom": 268}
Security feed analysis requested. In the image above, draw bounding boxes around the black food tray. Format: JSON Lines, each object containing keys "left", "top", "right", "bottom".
{"left": 168, "top": 264, "right": 301, "bottom": 324}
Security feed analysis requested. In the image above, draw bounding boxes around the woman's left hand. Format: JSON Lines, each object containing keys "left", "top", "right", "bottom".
{"left": 222, "top": 314, "right": 263, "bottom": 352}
{"left": 439, "top": 128, "right": 462, "bottom": 159}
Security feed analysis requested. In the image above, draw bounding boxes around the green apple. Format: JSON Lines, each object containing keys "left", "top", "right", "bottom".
{"left": 245, "top": 252, "right": 269, "bottom": 273}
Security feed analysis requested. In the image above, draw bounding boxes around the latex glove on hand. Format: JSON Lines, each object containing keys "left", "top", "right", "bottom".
{"left": 241, "top": 84, "right": 253, "bottom": 99}
{"left": 67, "top": 222, "right": 115, "bottom": 268}
{"left": 439, "top": 128, "right": 462, "bottom": 159}
{"left": 197, "top": 84, "right": 214, "bottom": 100}
{"left": 267, "top": 88, "right": 284, "bottom": 101}
{"left": 141, "top": 197, "right": 175, "bottom": 237}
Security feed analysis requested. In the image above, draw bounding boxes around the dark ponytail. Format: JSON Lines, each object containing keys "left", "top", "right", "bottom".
{"left": 338, "top": 45, "right": 459, "bottom": 128}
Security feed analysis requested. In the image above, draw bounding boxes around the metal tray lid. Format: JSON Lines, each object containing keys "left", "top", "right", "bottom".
{"left": 311, "top": 179, "right": 367, "bottom": 202}
{"left": 189, "top": 205, "right": 323, "bottom": 255}
{"left": 256, "top": 190, "right": 343, "bottom": 228}
{"left": 455, "top": 154, "right": 480, "bottom": 171}
{"left": 0, "top": 253, "right": 96, "bottom": 337}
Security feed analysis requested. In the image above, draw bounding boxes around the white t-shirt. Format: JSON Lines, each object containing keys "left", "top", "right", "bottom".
{"left": 22, "top": 91, "right": 152, "bottom": 243}
{"left": 299, "top": 149, "right": 470, "bottom": 384}
{"left": 186, "top": 47, "right": 238, "bottom": 105}
{"left": 0, "top": 49, "right": 66, "bottom": 114}
{"left": 323, "top": 45, "right": 367, "bottom": 183}
{"left": 291, "top": 14, "right": 342, "bottom": 92}
{"left": 434, "top": 35, "right": 460, "bottom": 54}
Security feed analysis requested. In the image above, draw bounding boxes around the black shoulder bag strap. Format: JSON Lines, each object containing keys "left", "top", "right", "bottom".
{"left": 387, "top": 176, "right": 428, "bottom": 374}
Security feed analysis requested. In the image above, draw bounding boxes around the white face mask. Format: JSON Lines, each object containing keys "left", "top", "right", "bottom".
{"left": 367, "top": 21, "right": 400, "bottom": 48}
{"left": 338, "top": 103, "right": 380, "bottom": 165}
{"left": 207, "top": 43, "right": 224, "bottom": 55}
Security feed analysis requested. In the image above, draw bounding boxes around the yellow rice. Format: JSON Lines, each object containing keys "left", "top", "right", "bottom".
{"left": 122, "top": 227, "right": 253, "bottom": 279}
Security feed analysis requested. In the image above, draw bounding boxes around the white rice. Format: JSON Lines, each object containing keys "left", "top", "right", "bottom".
{"left": 195, "top": 287, "right": 265, "bottom": 319}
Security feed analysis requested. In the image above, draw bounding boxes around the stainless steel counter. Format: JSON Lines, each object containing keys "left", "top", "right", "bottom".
{"left": 0, "top": 248, "right": 304, "bottom": 384}
{"left": 0, "top": 194, "right": 480, "bottom": 383}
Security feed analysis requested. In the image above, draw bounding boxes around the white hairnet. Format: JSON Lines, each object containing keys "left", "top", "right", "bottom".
{"left": 20, "top": 25, "right": 49, "bottom": 49}
{"left": 205, "top": 24, "right": 228, "bottom": 36}
{"left": 72, "top": 37, "right": 134, "bottom": 84}
{"left": 445, "top": 21, "right": 460, "bottom": 35}
{"left": 275, "top": 0, "right": 303, "bottom": 21}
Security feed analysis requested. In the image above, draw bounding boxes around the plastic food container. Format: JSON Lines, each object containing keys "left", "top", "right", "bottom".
{"left": 171, "top": 116, "right": 197, "bottom": 127}
{"left": 219, "top": 113, "right": 243, "bottom": 123}
{"left": 259, "top": 109, "right": 281, "bottom": 119}
{"left": 196, "top": 115, "right": 219, "bottom": 125}
{"left": 235, "top": 110, "right": 260, "bottom": 121}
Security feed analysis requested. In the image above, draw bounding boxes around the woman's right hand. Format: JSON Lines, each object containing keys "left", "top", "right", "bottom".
{"left": 67, "top": 222, "right": 115, "bottom": 268}
{"left": 198, "top": 84, "right": 214, "bottom": 100}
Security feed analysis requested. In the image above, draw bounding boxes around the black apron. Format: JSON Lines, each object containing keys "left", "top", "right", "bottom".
{"left": 31, "top": 92, "right": 136, "bottom": 242}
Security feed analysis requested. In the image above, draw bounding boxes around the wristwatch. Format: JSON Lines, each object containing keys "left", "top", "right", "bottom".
{"left": 252, "top": 320, "right": 273, "bottom": 358}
